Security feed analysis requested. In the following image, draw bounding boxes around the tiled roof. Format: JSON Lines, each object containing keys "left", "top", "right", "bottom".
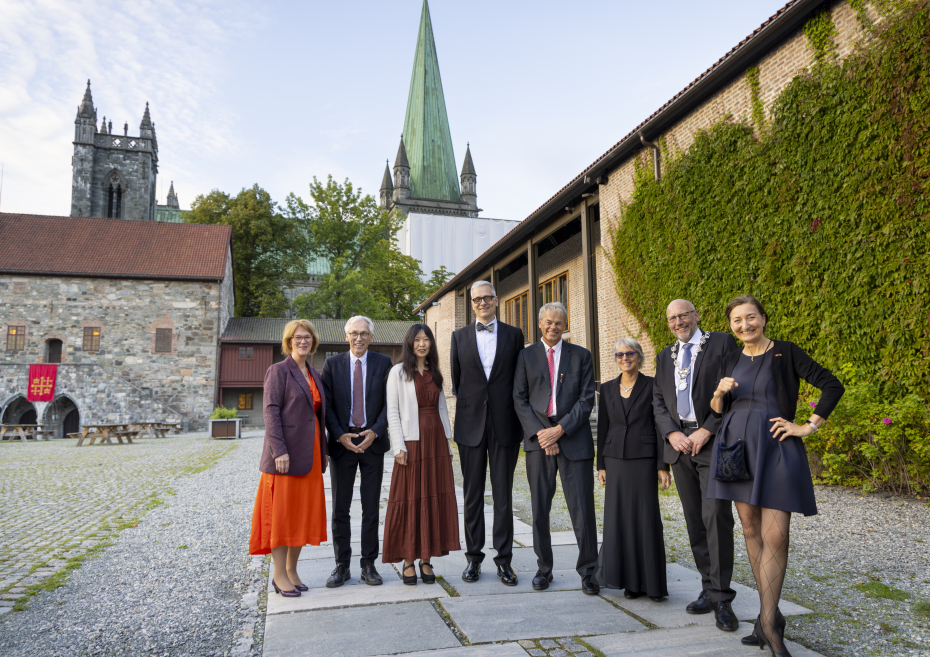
{"left": 0, "top": 213, "right": 232, "bottom": 281}
{"left": 414, "top": 0, "right": 822, "bottom": 312}
{"left": 221, "top": 317, "right": 418, "bottom": 345}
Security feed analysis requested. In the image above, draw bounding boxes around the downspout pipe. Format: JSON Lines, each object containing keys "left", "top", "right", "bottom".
{"left": 639, "top": 133, "right": 661, "bottom": 181}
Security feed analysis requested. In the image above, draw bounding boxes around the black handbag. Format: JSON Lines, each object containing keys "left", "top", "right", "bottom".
{"left": 714, "top": 350, "right": 770, "bottom": 482}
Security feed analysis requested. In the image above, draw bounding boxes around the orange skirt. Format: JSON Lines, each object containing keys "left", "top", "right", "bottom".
{"left": 248, "top": 439, "right": 327, "bottom": 554}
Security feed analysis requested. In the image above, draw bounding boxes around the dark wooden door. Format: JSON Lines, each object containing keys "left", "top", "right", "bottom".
{"left": 20, "top": 409, "right": 37, "bottom": 424}
{"left": 48, "top": 340, "right": 62, "bottom": 364}
{"left": 63, "top": 409, "right": 80, "bottom": 435}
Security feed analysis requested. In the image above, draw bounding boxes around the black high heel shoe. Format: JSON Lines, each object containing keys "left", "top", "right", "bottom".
{"left": 272, "top": 580, "right": 301, "bottom": 598}
{"left": 754, "top": 616, "right": 792, "bottom": 657}
{"left": 419, "top": 561, "right": 436, "bottom": 584}
{"left": 402, "top": 563, "right": 418, "bottom": 586}
{"left": 743, "top": 608, "right": 785, "bottom": 646}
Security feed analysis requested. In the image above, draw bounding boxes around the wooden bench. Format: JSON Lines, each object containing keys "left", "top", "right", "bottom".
{"left": 75, "top": 424, "right": 135, "bottom": 447}
{"left": 0, "top": 424, "right": 49, "bottom": 443}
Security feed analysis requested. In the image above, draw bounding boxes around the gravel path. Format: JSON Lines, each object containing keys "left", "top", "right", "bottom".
{"left": 0, "top": 431, "right": 268, "bottom": 657}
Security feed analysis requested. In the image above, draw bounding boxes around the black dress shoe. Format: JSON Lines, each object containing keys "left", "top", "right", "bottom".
{"left": 623, "top": 589, "right": 642, "bottom": 599}
{"left": 462, "top": 561, "right": 481, "bottom": 583}
{"left": 532, "top": 571, "right": 553, "bottom": 590}
{"left": 686, "top": 589, "right": 713, "bottom": 614}
{"left": 325, "top": 563, "right": 350, "bottom": 588}
{"left": 581, "top": 575, "right": 600, "bottom": 596}
{"left": 360, "top": 562, "right": 383, "bottom": 586}
{"left": 497, "top": 564, "right": 517, "bottom": 586}
{"left": 714, "top": 601, "right": 739, "bottom": 632}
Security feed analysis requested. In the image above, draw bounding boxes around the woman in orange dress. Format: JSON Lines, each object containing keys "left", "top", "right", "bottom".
{"left": 249, "top": 319, "right": 329, "bottom": 597}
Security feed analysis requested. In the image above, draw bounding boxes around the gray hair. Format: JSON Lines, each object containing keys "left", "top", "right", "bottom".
{"left": 538, "top": 302, "right": 568, "bottom": 322}
{"left": 470, "top": 280, "right": 496, "bottom": 296}
{"left": 614, "top": 338, "right": 645, "bottom": 365}
{"left": 344, "top": 316, "right": 375, "bottom": 335}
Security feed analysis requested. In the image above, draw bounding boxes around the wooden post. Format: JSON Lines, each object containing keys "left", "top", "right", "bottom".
{"left": 527, "top": 239, "right": 539, "bottom": 342}
{"left": 580, "top": 201, "right": 600, "bottom": 385}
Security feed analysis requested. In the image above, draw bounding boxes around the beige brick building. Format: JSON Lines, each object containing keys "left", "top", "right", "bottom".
{"left": 417, "top": 0, "right": 874, "bottom": 399}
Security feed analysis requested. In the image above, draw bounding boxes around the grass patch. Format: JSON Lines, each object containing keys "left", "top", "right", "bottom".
{"left": 576, "top": 638, "right": 606, "bottom": 657}
{"left": 853, "top": 581, "right": 910, "bottom": 601}
{"left": 177, "top": 545, "right": 188, "bottom": 549}
{"left": 913, "top": 601, "right": 930, "bottom": 619}
{"left": 434, "top": 575, "right": 460, "bottom": 598}
{"left": 879, "top": 621, "right": 897, "bottom": 632}
{"left": 12, "top": 542, "right": 109, "bottom": 611}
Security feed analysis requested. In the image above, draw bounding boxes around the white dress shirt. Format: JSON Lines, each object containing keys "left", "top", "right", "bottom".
{"left": 349, "top": 350, "right": 368, "bottom": 427}
{"left": 475, "top": 318, "right": 498, "bottom": 380}
{"left": 542, "top": 338, "right": 563, "bottom": 416}
{"left": 675, "top": 328, "right": 703, "bottom": 422}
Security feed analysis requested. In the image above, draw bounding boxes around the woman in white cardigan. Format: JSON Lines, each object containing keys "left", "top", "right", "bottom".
{"left": 381, "top": 324, "right": 460, "bottom": 585}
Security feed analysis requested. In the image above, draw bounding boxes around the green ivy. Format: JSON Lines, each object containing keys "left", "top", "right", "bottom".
{"left": 803, "top": 6, "right": 839, "bottom": 61}
{"left": 744, "top": 65, "right": 766, "bottom": 132}
{"left": 609, "top": 1, "right": 930, "bottom": 488}
{"left": 849, "top": 0, "right": 873, "bottom": 28}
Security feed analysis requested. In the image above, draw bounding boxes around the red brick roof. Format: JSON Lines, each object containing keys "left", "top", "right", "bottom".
{"left": 0, "top": 213, "right": 232, "bottom": 281}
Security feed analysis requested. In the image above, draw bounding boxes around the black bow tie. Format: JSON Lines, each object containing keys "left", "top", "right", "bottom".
{"left": 477, "top": 322, "right": 494, "bottom": 332}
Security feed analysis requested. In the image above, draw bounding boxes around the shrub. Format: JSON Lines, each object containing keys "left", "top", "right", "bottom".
{"left": 209, "top": 407, "right": 239, "bottom": 420}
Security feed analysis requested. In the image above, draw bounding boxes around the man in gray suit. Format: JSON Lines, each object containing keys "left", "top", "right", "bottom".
{"left": 513, "top": 302, "right": 598, "bottom": 594}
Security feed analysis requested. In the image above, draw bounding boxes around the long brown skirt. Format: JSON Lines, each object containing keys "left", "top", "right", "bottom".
{"left": 382, "top": 371, "right": 460, "bottom": 563}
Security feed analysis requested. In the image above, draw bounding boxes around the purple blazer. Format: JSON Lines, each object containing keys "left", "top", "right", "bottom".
{"left": 260, "top": 355, "right": 328, "bottom": 476}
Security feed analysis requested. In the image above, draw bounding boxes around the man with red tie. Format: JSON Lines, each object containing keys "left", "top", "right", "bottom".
{"left": 513, "top": 302, "right": 598, "bottom": 595}
{"left": 321, "top": 316, "right": 393, "bottom": 587}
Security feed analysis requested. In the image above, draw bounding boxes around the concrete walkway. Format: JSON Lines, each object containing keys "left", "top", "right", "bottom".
{"left": 261, "top": 454, "right": 822, "bottom": 657}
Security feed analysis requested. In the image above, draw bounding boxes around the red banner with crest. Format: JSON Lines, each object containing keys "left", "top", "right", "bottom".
{"left": 27, "top": 364, "right": 58, "bottom": 401}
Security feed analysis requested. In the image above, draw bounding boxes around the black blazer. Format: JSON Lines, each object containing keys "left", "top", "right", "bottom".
{"left": 450, "top": 320, "right": 525, "bottom": 448}
{"left": 653, "top": 330, "right": 738, "bottom": 465}
{"left": 320, "top": 350, "right": 393, "bottom": 458}
{"left": 513, "top": 341, "right": 595, "bottom": 461}
{"left": 713, "top": 340, "right": 845, "bottom": 421}
{"left": 597, "top": 374, "right": 666, "bottom": 472}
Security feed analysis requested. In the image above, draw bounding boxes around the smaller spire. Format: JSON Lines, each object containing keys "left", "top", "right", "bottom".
{"left": 460, "top": 143, "right": 476, "bottom": 176}
{"left": 140, "top": 102, "right": 152, "bottom": 129}
{"left": 108, "top": 120, "right": 113, "bottom": 134}
{"left": 394, "top": 135, "right": 409, "bottom": 169}
{"left": 78, "top": 79, "right": 95, "bottom": 118}
{"left": 99, "top": 116, "right": 108, "bottom": 134}
{"left": 166, "top": 181, "right": 179, "bottom": 208}
{"left": 380, "top": 160, "right": 394, "bottom": 192}
{"left": 123, "top": 121, "right": 128, "bottom": 136}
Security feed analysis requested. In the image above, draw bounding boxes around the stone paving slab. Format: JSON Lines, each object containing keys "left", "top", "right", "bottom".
{"left": 266, "top": 575, "right": 449, "bottom": 614}
{"left": 440, "top": 591, "right": 644, "bottom": 643}
{"left": 262, "top": 601, "right": 461, "bottom": 657}
{"left": 370, "top": 644, "right": 529, "bottom": 657}
{"left": 583, "top": 624, "right": 822, "bottom": 656}
{"left": 451, "top": 569, "right": 582, "bottom": 596}
{"left": 509, "top": 545, "right": 582, "bottom": 573}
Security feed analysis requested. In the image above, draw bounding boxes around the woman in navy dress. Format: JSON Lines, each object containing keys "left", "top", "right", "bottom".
{"left": 708, "top": 295, "right": 843, "bottom": 657}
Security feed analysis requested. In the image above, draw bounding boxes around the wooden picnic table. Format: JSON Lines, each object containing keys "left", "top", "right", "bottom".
{"left": 0, "top": 424, "right": 53, "bottom": 443}
{"left": 128, "top": 422, "right": 171, "bottom": 438}
{"left": 74, "top": 424, "right": 142, "bottom": 447}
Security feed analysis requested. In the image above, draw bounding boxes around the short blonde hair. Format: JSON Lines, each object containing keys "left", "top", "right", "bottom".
{"left": 614, "top": 338, "right": 645, "bottom": 368}
{"left": 281, "top": 319, "right": 319, "bottom": 356}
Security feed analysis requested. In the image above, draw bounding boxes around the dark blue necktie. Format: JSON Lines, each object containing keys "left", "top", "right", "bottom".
{"left": 677, "top": 343, "right": 693, "bottom": 417}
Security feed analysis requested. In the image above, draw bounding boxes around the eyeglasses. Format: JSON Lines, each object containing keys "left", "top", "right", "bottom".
{"left": 615, "top": 351, "right": 638, "bottom": 360}
{"left": 348, "top": 332, "right": 371, "bottom": 340}
{"left": 666, "top": 311, "right": 695, "bottom": 324}
{"left": 471, "top": 295, "right": 496, "bottom": 305}
{"left": 292, "top": 336, "right": 313, "bottom": 344}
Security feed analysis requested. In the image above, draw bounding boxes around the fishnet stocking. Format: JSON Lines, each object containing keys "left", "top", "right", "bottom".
{"left": 736, "top": 503, "right": 791, "bottom": 653}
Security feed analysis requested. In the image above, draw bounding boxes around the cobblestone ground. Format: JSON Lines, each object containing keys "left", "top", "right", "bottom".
{"left": 0, "top": 433, "right": 237, "bottom": 609}
{"left": 451, "top": 447, "right": 930, "bottom": 657}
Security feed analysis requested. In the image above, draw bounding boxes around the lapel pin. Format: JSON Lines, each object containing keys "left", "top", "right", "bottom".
{"left": 560, "top": 373, "right": 564, "bottom": 383}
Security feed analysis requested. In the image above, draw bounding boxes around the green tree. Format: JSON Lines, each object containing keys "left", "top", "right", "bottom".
{"left": 186, "top": 185, "right": 297, "bottom": 317}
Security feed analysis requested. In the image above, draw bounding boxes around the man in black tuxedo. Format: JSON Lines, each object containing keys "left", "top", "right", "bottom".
{"left": 653, "top": 299, "right": 739, "bottom": 631}
{"left": 321, "top": 316, "right": 393, "bottom": 588}
{"left": 451, "top": 281, "right": 524, "bottom": 586}
{"left": 513, "top": 302, "right": 598, "bottom": 595}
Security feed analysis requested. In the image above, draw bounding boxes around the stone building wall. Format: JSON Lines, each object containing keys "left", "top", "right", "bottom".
{"left": 0, "top": 272, "right": 227, "bottom": 424}
{"left": 86, "top": 136, "right": 158, "bottom": 221}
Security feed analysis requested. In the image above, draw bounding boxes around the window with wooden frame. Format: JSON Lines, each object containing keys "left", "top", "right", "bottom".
{"left": 83, "top": 327, "right": 101, "bottom": 351}
{"left": 155, "top": 328, "right": 172, "bottom": 353}
{"left": 238, "top": 393, "right": 253, "bottom": 410}
{"left": 505, "top": 292, "right": 529, "bottom": 343}
{"left": 238, "top": 347, "right": 253, "bottom": 359}
{"left": 538, "top": 273, "right": 569, "bottom": 329}
{"left": 6, "top": 326, "right": 25, "bottom": 351}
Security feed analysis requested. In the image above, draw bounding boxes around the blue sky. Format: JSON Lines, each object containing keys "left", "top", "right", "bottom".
{"left": 0, "top": 0, "right": 788, "bottom": 221}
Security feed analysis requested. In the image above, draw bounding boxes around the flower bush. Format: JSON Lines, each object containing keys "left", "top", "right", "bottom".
{"left": 209, "top": 406, "right": 239, "bottom": 420}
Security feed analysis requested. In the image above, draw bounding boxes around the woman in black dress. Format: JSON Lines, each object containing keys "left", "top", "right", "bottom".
{"left": 595, "top": 338, "right": 671, "bottom": 601}
{"left": 708, "top": 295, "right": 844, "bottom": 657}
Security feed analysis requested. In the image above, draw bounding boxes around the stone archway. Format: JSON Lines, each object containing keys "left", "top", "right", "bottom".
{"left": 43, "top": 395, "right": 81, "bottom": 439}
{"left": 1, "top": 395, "right": 37, "bottom": 425}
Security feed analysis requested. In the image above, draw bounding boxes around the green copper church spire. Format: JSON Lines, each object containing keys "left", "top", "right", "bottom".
{"left": 402, "top": 0, "right": 460, "bottom": 202}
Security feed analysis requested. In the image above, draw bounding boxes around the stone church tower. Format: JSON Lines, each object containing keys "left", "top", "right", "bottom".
{"left": 379, "top": 0, "right": 480, "bottom": 218}
{"left": 70, "top": 80, "right": 159, "bottom": 221}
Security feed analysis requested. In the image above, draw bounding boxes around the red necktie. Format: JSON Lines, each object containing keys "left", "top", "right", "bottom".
{"left": 352, "top": 360, "right": 365, "bottom": 427}
{"left": 545, "top": 347, "right": 555, "bottom": 416}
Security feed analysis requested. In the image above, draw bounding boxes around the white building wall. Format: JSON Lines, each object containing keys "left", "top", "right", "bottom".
{"left": 400, "top": 213, "right": 519, "bottom": 276}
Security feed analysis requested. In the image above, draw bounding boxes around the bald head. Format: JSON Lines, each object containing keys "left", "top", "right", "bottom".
{"left": 666, "top": 299, "right": 699, "bottom": 342}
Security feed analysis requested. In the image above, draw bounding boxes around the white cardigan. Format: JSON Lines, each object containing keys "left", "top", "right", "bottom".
{"left": 386, "top": 363, "right": 453, "bottom": 456}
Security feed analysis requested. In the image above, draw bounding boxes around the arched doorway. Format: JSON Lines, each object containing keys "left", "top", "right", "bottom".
{"left": 1, "top": 396, "right": 38, "bottom": 425}
{"left": 43, "top": 396, "right": 80, "bottom": 439}
{"left": 64, "top": 409, "right": 80, "bottom": 436}
{"left": 48, "top": 339, "right": 63, "bottom": 364}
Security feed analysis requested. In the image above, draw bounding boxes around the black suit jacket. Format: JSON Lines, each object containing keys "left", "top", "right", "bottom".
{"left": 321, "top": 350, "right": 392, "bottom": 458}
{"left": 513, "top": 341, "right": 595, "bottom": 461}
{"left": 597, "top": 374, "right": 666, "bottom": 472}
{"left": 713, "top": 340, "right": 844, "bottom": 421}
{"left": 653, "top": 330, "right": 738, "bottom": 465}
{"left": 450, "top": 320, "right": 525, "bottom": 448}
